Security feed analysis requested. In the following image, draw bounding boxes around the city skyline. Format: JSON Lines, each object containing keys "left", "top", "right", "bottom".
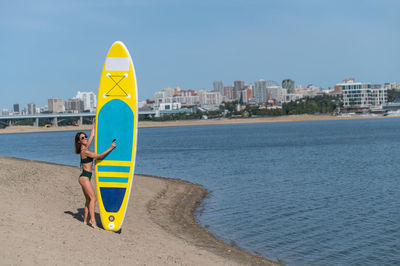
{"left": 4, "top": 77, "right": 398, "bottom": 116}
{"left": 1, "top": 0, "right": 399, "bottom": 109}
{"left": 2, "top": 77, "right": 398, "bottom": 113}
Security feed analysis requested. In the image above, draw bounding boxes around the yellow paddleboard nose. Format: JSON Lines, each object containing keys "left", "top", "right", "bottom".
{"left": 106, "top": 41, "right": 130, "bottom": 58}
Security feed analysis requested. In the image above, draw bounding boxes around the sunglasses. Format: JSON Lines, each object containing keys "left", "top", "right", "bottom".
{"left": 80, "top": 135, "right": 88, "bottom": 140}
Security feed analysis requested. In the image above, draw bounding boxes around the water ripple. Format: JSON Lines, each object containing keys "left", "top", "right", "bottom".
{"left": 3, "top": 119, "right": 400, "bottom": 265}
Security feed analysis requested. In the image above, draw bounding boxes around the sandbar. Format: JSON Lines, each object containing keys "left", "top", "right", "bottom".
{"left": 0, "top": 156, "right": 280, "bottom": 265}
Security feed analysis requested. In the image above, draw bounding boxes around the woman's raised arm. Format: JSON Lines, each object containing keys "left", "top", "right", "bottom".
{"left": 87, "top": 119, "right": 95, "bottom": 147}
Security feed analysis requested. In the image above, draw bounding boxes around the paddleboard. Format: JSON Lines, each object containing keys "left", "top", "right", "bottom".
{"left": 95, "top": 41, "right": 138, "bottom": 231}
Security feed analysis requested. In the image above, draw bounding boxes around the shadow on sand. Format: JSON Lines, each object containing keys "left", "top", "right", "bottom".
{"left": 64, "top": 209, "right": 122, "bottom": 233}
{"left": 64, "top": 208, "right": 104, "bottom": 229}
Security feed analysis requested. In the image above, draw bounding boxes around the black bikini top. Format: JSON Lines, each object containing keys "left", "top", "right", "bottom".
{"left": 80, "top": 148, "right": 93, "bottom": 164}
{"left": 81, "top": 157, "right": 93, "bottom": 164}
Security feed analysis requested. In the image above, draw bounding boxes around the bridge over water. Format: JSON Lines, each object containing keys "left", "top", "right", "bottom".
{"left": 0, "top": 109, "right": 192, "bottom": 127}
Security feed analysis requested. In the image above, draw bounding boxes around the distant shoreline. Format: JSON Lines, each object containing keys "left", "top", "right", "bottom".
{"left": 1, "top": 114, "right": 399, "bottom": 134}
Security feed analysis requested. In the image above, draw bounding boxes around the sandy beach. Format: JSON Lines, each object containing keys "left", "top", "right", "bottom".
{"left": 0, "top": 156, "right": 280, "bottom": 265}
{"left": 1, "top": 114, "right": 399, "bottom": 134}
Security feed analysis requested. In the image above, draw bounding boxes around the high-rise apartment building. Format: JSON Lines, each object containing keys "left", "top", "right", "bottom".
{"left": 213, "top": 81, "right": 224, "bottom": 94}
{"left": 223, "top": 86, "right": 233, "bottom": 100}
{"left": 75, "top": 91, "right": 96, "bottom": 112}
{"left": 48, "top": 99, "right": 65, "bottom": 113}
{"left": 268, "top": 85, "right": 285, "bottom": 103}
{"left": 13, "top": 103, "right": 19, "bottom": 114}
{"left": 65, "top": 98, "right": 84, "bottom": 113}
{"left": 282, "top": 79, "right": 295, "bottom": 94}
{"left": 245, "top": 84, "right": 254, "bottom": 97}
{"left": 27, "top": 103, "right": 36, "bottom": 115}
{"left": 233, "top": 80, "right": 244, "bottom": 102}
{"left": 241, "top": 88, "right": 254, "bottom": 105}
{"left": 254, "top": 80, "right": 268, "bottom": 103}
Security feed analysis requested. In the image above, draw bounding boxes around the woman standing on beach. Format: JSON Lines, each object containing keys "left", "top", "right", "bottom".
{"left": 74, "top": 121, "right": 116, "bottom": 228}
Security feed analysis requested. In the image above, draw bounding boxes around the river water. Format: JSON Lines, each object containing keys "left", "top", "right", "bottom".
{"left": 2, "top": 118, "right": 400, "bottom": 265}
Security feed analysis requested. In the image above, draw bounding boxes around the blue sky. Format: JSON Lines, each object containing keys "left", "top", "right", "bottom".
{"left": 1, "top": 0, "right": 399, "bottom": 109}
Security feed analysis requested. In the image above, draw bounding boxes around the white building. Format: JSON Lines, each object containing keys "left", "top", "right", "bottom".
{"left": 40, "top": 105, "right": 48, "bottom": 113}
{"left": 198, "top": 90, "right": 223, "bottom": 107}
{"left": 174, "top": 92, "right": 200, "bottom": 106}
{"left": 155, "top": 91, "right": 169, "bottom": 106}
{"left": 75, "top": 91, "right": 96, "bottom": 112}
{"left": 158, "top": 102, "right": 181, "bottom": 111}
{"left": 163, "top": 87, "right": 180, "bottom": 97}
{"left": 268, "top": 86, "right": 285, "bottom": 103}
{"left": 153, "top": 87, "right": 223, "bottom": 110}
{"left": 282, "top": 93, "right": 304, "bottom": 103}
{"left": 369, "top": 87, "right": 387, "bottom": 107}
{"left": 154, "top": 87, "right": 179, "bottom": 108}
{"left": 154, "top": 87, "right": 200, "bottom": 109}
{"left": 295, "top": 85, "right": 321, "bottom": 97}
{"left": 338, "top": 80, "right": 387, "bottom": 108}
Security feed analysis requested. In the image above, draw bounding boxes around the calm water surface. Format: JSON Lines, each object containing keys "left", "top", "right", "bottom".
{"left": 2, "top": 118, "right": 400, "bottom": 265}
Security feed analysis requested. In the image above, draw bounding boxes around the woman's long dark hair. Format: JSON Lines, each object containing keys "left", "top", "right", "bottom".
{"left": 74, "top": 132, "right": 87, "bottom": 154}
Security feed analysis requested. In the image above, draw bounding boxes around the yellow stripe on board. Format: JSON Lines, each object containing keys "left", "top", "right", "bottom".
{"left": 97, "top": 172, "right": 131, "bottom": 178}
{"left": 96, "top": 160, "right": 132, "bottom": 166}
{"left": 96, "top": 182, "right": 130, "bottom": 188}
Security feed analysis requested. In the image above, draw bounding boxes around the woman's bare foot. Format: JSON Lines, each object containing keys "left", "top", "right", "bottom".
{"left": 89, "top": 220, "right": 98, "bottom": 229}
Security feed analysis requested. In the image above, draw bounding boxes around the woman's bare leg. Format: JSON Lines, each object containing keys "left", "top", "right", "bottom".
{"left": 79, "top": 177, "right": 97, "bottom": 228}
{"left": 81, "top": 187, "right": 90, "bottom": 224}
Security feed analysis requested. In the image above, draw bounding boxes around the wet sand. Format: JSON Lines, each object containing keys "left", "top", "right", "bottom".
{"left": 1, "top": 114, "right": 399, "bottom": 134}
{"left": 0, "top": 157, "right": 280, "bottom": 265}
